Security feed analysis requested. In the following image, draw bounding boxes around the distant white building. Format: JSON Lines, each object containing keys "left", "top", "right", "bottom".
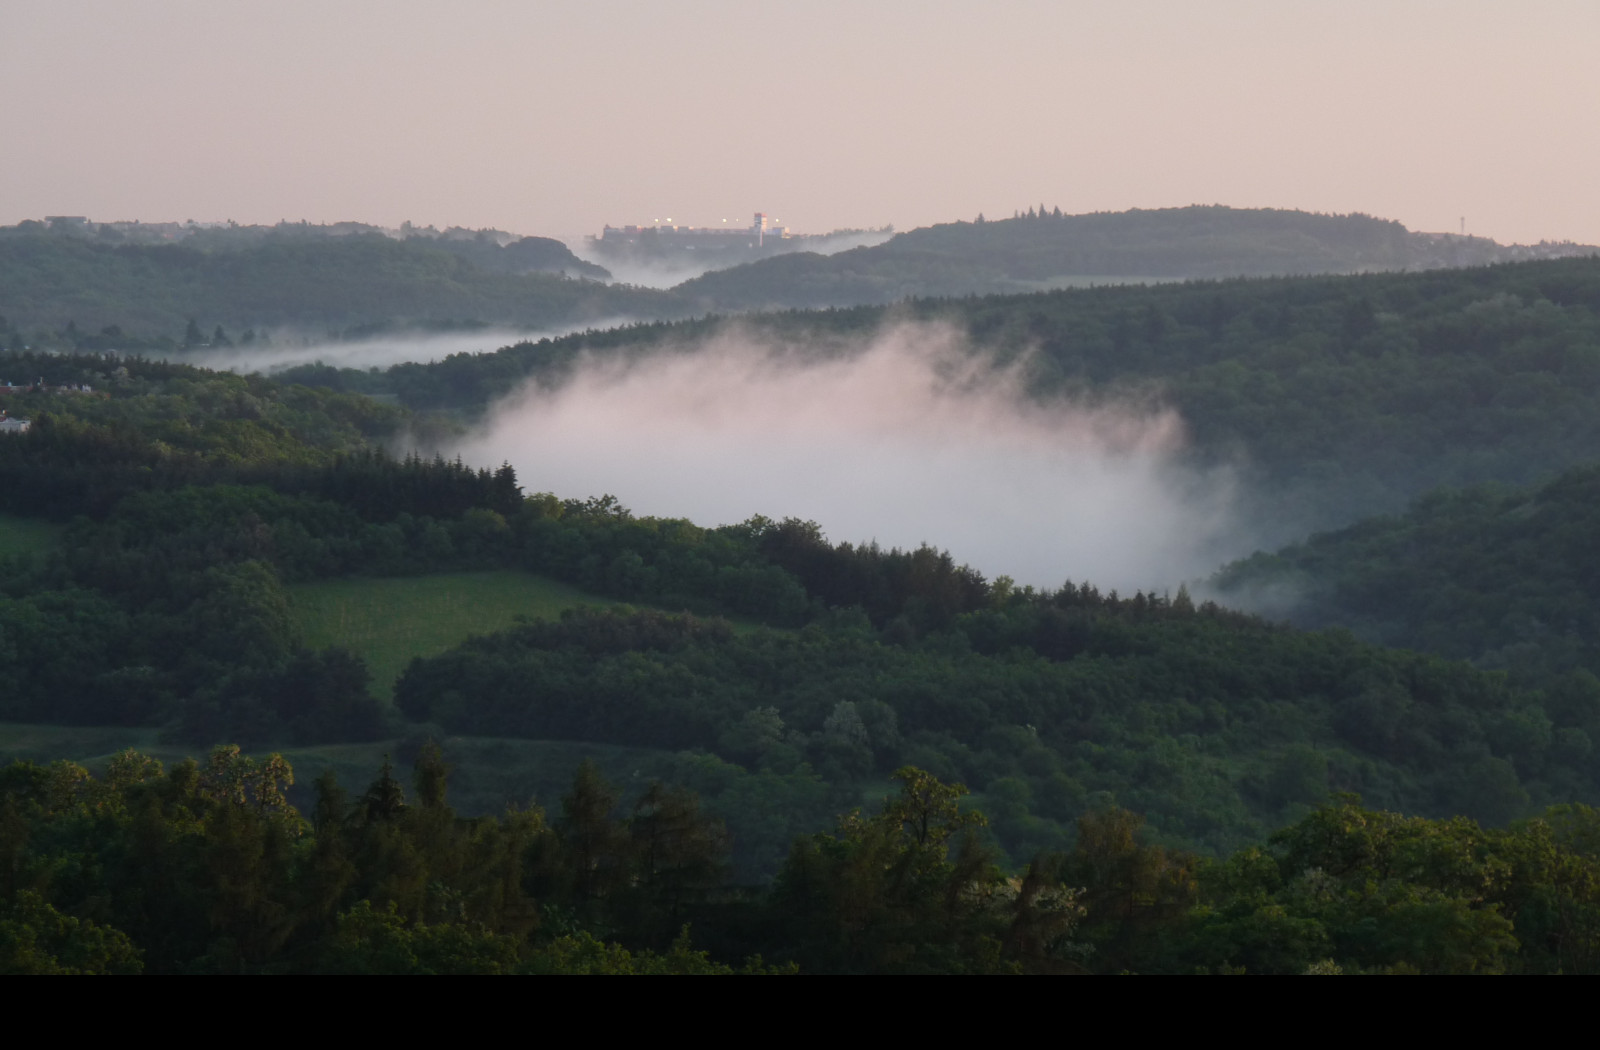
{"left": 0, "top": 415, "right": 30, "bottom": 434}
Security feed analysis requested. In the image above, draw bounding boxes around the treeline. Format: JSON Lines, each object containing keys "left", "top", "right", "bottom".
{"left": 0, "top": 746, "right": 773, "bottom": 974}
{"left": 1211, "top": 461, "right": 1600, "bottom": 688}
{"left": 32, "top": 249, "right": 1600, "bottom": 546}
{"left": 675, "top": 206, "right": 1417, "bottom": 309}
{"left": 673, "top": 205, "right": 1594, "bottom": 310}
{"left": 8, "top": 750, "right": 1600, "bottom": 974}
{"left": 0, "top": 231, "right": 675, "bottom": 337}
{"left": 393, "top": 600, "right": 1600, "bottom": 866}
{"left": 0, "top": 478, "right": 575, "bottom": 741}
{"left": 8, "top": 346, "right": 1600, "bottom": 882}
{"left": 0, "top": 357, "right": 535, "bottom": 743}
{"left": 5, "top": 354, "right": 1600, "bottom": 863}
{"left": 286, "top": 254, "right": 1600, "bottom": 536}
{"left": 0, "top": 360, "right": 807, "bottom": 745}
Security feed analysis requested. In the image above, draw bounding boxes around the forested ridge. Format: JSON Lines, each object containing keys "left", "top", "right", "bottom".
{"left": 0, "top": 229, "right": 674, "bottom": 337}
{"left": 301, "top": 253, "right": 1600, "bottom": 536}
{"left": 2, "top": 358, "right": 1590, "bottom": 858}
{"left": 1212, "top": 462, "right": 1600, "bottom": 689}
{"left": 7, "top": 207, "right": 1592, "bottom": 349}
{"left": 12, "top": 748, "right": 1600, "bottom": 973}
{"left": 675, "top": 204, "right": 1596, "bottom": 310}
{"left": 6, "top": 245, "right": 1600, "bottom": 970}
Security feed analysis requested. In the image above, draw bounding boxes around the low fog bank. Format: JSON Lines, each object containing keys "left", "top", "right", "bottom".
{"left": 804, "top": 229, "right": 896, "bottom": 256}
{"left": 564, "top": 230, "right": 895, "bottom": 290}
{"left": 447, "top": 323, "right": 1256, "bottom": 594}
{"left": 170, "top": 320, "right": 643, "bottom": 375}
{"left": 564, "top": 243, "right": 713, "bottom": 289}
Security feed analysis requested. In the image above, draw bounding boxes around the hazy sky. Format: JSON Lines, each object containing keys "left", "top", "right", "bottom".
{"left": 4, "top": 0, "right": 1597, "bottom": 245}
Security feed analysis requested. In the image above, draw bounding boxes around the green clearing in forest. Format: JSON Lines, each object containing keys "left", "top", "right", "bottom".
{"left": 289, "top": 571, "right": 620, "bottom": 698}
{"left": 0, "top": 514, "right": 58, "bottom": 557}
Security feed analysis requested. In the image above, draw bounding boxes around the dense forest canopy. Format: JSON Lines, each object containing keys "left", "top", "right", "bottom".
{"left": 275, "top": 254, "right": 1600, "bottom": 540}
{"left": 673, "top": 205, "right": 1596, "bottom": 310}
{"left": 6, "top": 207, "right": 1592, "bottom": 344}
{"left": 6, "top": 236, "right": 1600, "bottom": 971}
{"left": 17, "top": 747, "right": 1600, "bottom": 973}
{"left": 0, "top": 227, "right": 671, "bottom": 337}
{"left": 1211, "top": 462, "right": 1600, "bottom": 688}
{"left": 2, "top": 349, "right": 1598, "bottom": 871}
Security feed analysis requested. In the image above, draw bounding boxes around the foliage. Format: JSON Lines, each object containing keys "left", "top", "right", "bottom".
{"left": 1163, "top": 796, "right": 1600, "bottom": 974}
{"left": 393, "top": 595, "right": 1584, "bottom": 866}
{"left": 338, "top": 255, "right": 1600, "bottom": 539}
{"left": 0, "top": 747, "right": 774, "bottom": 973}
{"left": 7, "top": 255, "right": 1600, "bottom": 972}
{"left": 0, "top": 892, "right": 143, "bottom": 974}
{"left": 0, "top": 229, "right": 672, "bottom": 336}
{"left": 1212, "top": 463, "right": 1600, "bottom": 693}
{"left": 7, "top": 747, "right": 1600, "bottom": 972}
{"left": 676, "top": 205, "right": 1594, "bottom": 311}
{"left": 290, "top": 570, "right": 623, "bottom": 697}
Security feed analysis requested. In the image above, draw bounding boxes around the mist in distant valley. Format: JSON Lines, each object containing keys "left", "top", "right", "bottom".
{"left": 565, "top": 229, "right": 895, "bottom": 290}
{"left": 447, "top": 322, "right": 1253, "bottom": 594}
{"left": 172, "top": 321, "right": 640, "bottom": 375}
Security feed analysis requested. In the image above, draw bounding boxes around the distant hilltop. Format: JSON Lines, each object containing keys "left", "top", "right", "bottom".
{"left": 587, "top": 212, "right": 894, "bottom": 274}
{"left": 29, "top": 214, "right": 529, "bottom": 246}
{"left": 673, "top": 204, "right": 1600, "bottom": 311}
{"left": 2, "top": 214, "right": 613, "bottom": 286}
{"left": 3, "top": 204, "right": 1595, "bottom": 338}
{"left": 0, "top": 215, "right": 673, "bottom": 337}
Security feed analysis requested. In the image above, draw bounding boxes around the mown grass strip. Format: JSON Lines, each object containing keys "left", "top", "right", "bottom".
{"left": 288, "top": 571, "right": 619, "bottom": 698}
{"left": 0, "top": 514, "right": 59, "bottom": 557}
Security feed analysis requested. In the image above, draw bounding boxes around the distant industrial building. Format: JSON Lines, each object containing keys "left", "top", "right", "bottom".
{"left": 599, "top": 212, "right": 791, "bottom": 249}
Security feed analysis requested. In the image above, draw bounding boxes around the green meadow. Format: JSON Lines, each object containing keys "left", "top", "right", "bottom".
{"left": 289, "top": 570, "right": 619, "bottom": 698}
{"left": 0, "top": 514, "right": 58, "bottom": 558}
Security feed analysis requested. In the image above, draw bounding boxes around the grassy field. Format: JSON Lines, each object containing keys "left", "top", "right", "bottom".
{"left": 289, "top": 570, "right": 620, "bottom": 698}
{"left": 0, "top": 514, "right": 58, "bottom": 557}
{"left": 5, "top": 569, "right": 784, "bottom": 828}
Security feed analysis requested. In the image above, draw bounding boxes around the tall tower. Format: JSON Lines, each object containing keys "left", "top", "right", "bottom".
{"left": 754, "top": 212, "right": 768, "bottom": 247}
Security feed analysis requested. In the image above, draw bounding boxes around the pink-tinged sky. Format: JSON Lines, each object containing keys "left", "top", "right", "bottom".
{"left": 2, "top": 0, "right": 1596, "bottom": 245}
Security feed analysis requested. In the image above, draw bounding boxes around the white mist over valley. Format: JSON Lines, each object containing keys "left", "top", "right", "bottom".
{"left": 566, "top": 229, "right": 896, "bottom": 289}
{"left": 172, "top": 322, "right": 639, "bottom": 376}
{"left": 447, "top": 322, "right": 1249, "bottom": 593}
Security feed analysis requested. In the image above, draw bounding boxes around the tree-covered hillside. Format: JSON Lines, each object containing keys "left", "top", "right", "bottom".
{"left": 15, "top": 748, "right": 1600, "bottom": 973}
{"left": 7, "top": 208, "right": 1592, "bottom": 345}
{"left": 0, "top": 229, "right": 675, "bottom": 338}
{"left": 8, "top": 346, "right": 1600, "bottom": 971}
{"left": 5, "top": 350, "right": 1600, "bottom": 871}
{"left": 302, "top": 255, "right": 1600, "bottom": 536}
{"left": 676, "top": 206, "right": 1597, "bottom": 311}
{"left": 8, "top": 246, "right": 1600, "bottom": 971}
{"left": 1211, "top": 463, "right": 1600, "bottom": 688}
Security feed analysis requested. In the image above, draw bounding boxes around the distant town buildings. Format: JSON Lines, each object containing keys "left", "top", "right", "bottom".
{"left": 0, "top": 379, "right": 96, "bottom": 396}
{"left": 599, "top": 212, "right": 791, "bottom": 248}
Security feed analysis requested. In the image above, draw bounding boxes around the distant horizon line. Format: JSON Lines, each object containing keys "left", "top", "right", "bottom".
{"left": 6, "top": 204, "right": 1596, "bottom": 249}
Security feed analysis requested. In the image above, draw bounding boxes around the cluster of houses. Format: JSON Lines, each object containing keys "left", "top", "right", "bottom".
{"left": 0, "top": 378, "right": 94, "bottom": 395}
{"left": 0, "top": 377, "right": 102, "bottom": 434}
